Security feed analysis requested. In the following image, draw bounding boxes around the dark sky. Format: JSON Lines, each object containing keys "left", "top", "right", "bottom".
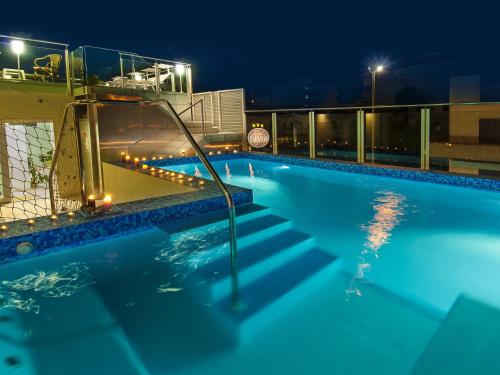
{"left": 3, "top": 0, "right": 500, "bottom": 100}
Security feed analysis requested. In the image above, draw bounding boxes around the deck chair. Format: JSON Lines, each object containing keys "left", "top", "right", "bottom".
{"left": 33, "top": 54, "right": 62, "bottom": 82}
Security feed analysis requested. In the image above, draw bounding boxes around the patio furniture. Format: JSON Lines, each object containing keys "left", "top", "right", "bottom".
{"left": 1, "top": 68, "right": 26, "bottom": 80}
{"left": 33, "top": 54, "right": 62, "bottom": 82}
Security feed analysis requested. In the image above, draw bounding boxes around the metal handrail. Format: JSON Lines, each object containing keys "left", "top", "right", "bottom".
{"left": 125, "top": 98, "right": 206, "bottom": 154}
{"left": 49, "top": 98, "right": 239, "bottom": 307}
{"left": 0, "top": 34, "right": 69, "bottom": 47}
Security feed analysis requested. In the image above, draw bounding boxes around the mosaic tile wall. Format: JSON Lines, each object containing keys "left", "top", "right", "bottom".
{"left": 0, "top": 176, "right": 252, "bottom": 264}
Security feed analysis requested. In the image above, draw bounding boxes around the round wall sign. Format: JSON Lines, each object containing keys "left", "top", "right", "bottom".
{"left": 247, "top": 128, "right": 270, "bottom": 148}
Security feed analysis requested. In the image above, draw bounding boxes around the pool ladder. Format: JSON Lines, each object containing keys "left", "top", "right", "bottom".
{"left": 49, "top": 98, "right": 240, "bottom": 308}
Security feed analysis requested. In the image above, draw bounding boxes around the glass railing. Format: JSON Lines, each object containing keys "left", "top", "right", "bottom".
{"left": 72, "top": 46, "right": 191, "bottom": 94}
{"left": 246, "top": 103, "right": 500, "bottom": 179}
{"left": 430, "top": 103, "right": 500, "bottom": 178}
{"left": 275, "top": 112, "right": 309, "bottom": 157}
{"left": 365, "top": 106, "right": 421, "bottom": 168}
{"left": 0, "top": 35, "right": 69, "bottom": 89}
{"left": 315, "top": 110, "right": 358, "bottom": 161}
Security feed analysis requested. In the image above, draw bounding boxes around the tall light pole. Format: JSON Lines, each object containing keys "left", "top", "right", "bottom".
{"left": 368, "top": 65, "right": 384, "bottom": 163}
{"left": 11, "top": 40, "right": 25, "bottom": 77}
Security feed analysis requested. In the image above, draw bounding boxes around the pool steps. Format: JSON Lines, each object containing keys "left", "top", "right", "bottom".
{"left": 166, "top": 203, "right": 339, "bottom": 343}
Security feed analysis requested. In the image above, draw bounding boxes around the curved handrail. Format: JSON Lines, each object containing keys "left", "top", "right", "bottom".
{"left": 49, "top": 98, "right": 239, "bottom": 307}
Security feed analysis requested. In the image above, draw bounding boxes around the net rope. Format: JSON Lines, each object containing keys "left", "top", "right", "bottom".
{"left": 0, "top": 111, "right": 81, "bottom": 223}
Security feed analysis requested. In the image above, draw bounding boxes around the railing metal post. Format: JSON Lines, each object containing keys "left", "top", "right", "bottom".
{"left": 155, "top": 60, "right": 161, "bottom": 96}
{"left": 171, "top": 68, "right": 176, "bottom": 92}
{"left": 119, "top": 54, "right": 125, "bottom": 88}
{"left": 201, "top": 99, "right": 207, "bottom": 142}
{"left": 309, "top": 111, "right": 316, "bottom": 158}
{"left": 65, "top": 48, "right": 72, "bottom": 95}
{"left": 420, "top": 107, "right": 430, "bottom": 169}
{"left": 357, "top": 110, "right": 365, "bottom": 163}
{"left": 186, "top": 66, "right": 193, "bottom": 95}
{"left": 272, "top": 112, "right": 278, "bottom": 154}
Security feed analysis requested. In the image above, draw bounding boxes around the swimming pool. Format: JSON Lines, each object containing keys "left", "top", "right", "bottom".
{"left": 1, "top": 155, "right": 499, "bottom": 374}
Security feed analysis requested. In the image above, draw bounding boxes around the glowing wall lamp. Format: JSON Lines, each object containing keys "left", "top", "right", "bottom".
{"left": 10, "top": 40, "right": 25, "bottom": 74}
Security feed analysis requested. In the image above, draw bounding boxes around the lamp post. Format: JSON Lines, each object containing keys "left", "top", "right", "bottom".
{"left": 11, "top": 40, "right": 25, "bottom": 77}
{"left": 368, "top": 65, "right": 384, "bottom": 163}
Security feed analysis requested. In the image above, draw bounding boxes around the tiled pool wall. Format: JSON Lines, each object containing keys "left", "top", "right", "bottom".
{"left": 0, "top": 187, "right": 252, "bottom": 265}
{"left": 151, "top": 152, "right": 500, "bottom": 192}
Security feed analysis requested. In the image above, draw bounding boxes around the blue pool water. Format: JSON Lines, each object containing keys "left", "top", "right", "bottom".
{"left": 1, "top": 158, "right": 499, "bottom": 374}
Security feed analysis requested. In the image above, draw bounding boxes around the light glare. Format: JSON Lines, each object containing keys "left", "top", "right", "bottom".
{"left": 11, "top": 40, "right": 24, "bottom": 55}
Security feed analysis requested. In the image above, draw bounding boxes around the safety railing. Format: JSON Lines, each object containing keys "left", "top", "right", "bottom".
{"left": 0, "top": 34, "right": 71, "bottom": 94}
{"left": 246, "top": 102, "right": 500, "bottom": 179}
{"left": 71, "top": 46, "right": 192, "bottom": 95}
{"left": 49, "top": 98, "right": 239, "bottom": 306}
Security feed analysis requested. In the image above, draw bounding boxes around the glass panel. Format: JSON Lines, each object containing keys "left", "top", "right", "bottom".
{"left": 75, "top": 46, "right": 187, "bottom": 94}
{"left": 276, "top": 112, "right": 309, "bottom": 156}
{"left": 365, "top": 107, "right": 421, "bottom": 168}
{"left": 315, "top": 111, "right": 357, "bottom": 161}
{"left": 82, "top": 46, "right": 121, "bottom": 86}
{"left": 246, "top": 113, "right": 273, "bottom": 153}
{"left": 0, "top": 40, "right": 67, "bottom": 84}
{"left": 71, "top": 46, "right": 85, "bottom": 87}
{"left": 430, "top": 104, "right": 500, "bottom": 178}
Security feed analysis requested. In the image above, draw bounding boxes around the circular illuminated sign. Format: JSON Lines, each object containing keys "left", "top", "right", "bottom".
{"left": 247, "top": 128, "right": 270, "bottom": 148}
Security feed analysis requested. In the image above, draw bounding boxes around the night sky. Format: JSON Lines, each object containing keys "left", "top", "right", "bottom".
{"left": 3, "top": 0, "right": 500, "bottom": 102}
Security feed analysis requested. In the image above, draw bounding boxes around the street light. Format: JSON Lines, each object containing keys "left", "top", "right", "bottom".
{"left": 10, "top": 40, "right": 24, "bottom": 75}
{"left": 368, "top": 64, "right": 385, "bottom": 163}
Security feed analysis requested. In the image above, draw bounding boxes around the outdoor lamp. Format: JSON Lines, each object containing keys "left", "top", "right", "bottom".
{"left": 11, "top": 40, "right": 25, "bottom": 73}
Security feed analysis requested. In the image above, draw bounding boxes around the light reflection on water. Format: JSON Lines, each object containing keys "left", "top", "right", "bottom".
{"left": 346, "top": 191, "right": 407, "bottom": 299}
{"left": 0, "top": 262, "right": 94, "bottom": 314}
{"left": 155, "top": 227, "right": 228, "bottom": 280}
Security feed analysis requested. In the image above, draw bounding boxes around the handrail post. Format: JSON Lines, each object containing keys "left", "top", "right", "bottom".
{"left": 420, "top": 107, "right": 430, "bottom": 169}
{"left": 309, "top": 111, "right": 315, "bottom": 158}
{"left": 155, "top": 60, "right": 160, "bottom": 95}
{"left": 272, "top": 112, "right": 278, "bottom": 154}
{"left": 201, "top": 99, "right": 206, "bottom": 142}
{"left": 65, "top": 47, "right": 72, "bottom": 95}
{"left": 119, "top": 54, "right": 125, "bottom": 88}
{"left": 357, "top": 110, "right": 365, "bottom": 163}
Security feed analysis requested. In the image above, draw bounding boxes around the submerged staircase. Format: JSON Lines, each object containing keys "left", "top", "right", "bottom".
{"left": 159, "top": 204, "right": 340, "bottom": 343}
